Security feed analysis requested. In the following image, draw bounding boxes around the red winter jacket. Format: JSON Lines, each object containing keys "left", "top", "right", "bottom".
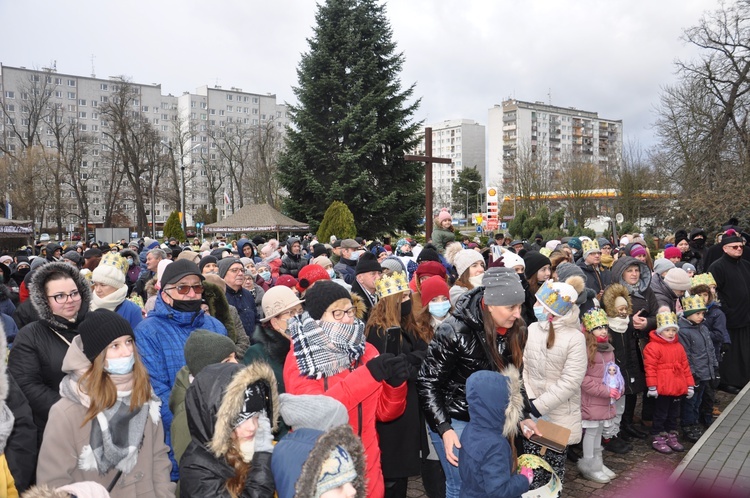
{"left": 581, "top": 349, "right": 617, "bottom": 422}
{"left": 283, "top": 343, "right": 407, "bottom": 498}
{"left": 643, "top": 330, "right": 695, "bottom": 396}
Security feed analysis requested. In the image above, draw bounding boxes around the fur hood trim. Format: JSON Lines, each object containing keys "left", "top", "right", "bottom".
{"left": 253, "top": 324, "right": 292, "bottom": 364}
{"left": 501, "top": 364, "right": 523, "bottom": 438}
{"left": 202, "top": 281, "right": 232, "bottom": 326}
{"left": 0, "top": 323, "right": 12, "bottom": 455}
{"left": 295, "top": 425, "right": 367, "bottom": 498}
{"left": 14, "top": 485, "right": 72, "bottom": 498}
{"left": 350, "top": 292, "right": 367, "bottom": 320}
{"left": 602, "top": 283, "right": 632, "bottom": 317}
{"left": 209, "top": 361, "right": 279, "bottom": 458}
{"left": 29, "top": 261, "right": 91, "bottom": 328}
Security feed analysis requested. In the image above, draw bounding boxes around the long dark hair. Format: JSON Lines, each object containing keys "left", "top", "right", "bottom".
{"left": 481, "top": 304, "right": 526, "bottom": 370}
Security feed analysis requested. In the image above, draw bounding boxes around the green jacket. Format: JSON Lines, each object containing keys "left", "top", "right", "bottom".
{"left": 169, "top": 366, "right": 191, "bottom": 465}
{"left": 431, "top": 226, "right": 456, "bottom": 253}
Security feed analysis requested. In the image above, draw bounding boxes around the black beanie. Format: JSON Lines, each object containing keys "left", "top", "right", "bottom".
{"left": 523, "top": 251, "right": 551, "bottom": 280}
{"left": 417, "top": 248, "right": 441, "bottom": 263}
{"left": 312, "top": 243, "right": 328, "bottom": 258}
{"left": 304, "top": 280, "right": 352, "bottom": 320}
{"left": 355, "top": 251, "right": 382, "bottom": 275}
{"left": 674, "top": 229, "right": 689, "bottom": 246}
{"left": 199, "top": 255, "right": 218, "bottom": 273}
{"left": 79, "top": 309, "right": 135, "bottom": 362}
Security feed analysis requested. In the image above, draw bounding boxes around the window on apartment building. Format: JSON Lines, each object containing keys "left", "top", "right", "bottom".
{"left": 226, "top": 94, "right": 233, "bottom": 101}
{"left": 77, "top": 99, "right": 86, "bottom": 106}
{"left": 4, "top": 92, "right": 14, "bottom": 99}
{"left": 253, "top": 97, "right": 259, "bottom": 103}
{"left": 78, "top": 111, "right": 86, "bottom": 118}
{"left": 91, "top": 125, "right": 99, "bottom": 131}
{"left": 252, "top": 108, "right": 258, "bottom": 115}
{"left": 142, "top": 106, "right": 148, "bottom": 112}
{"left": 200, "top": 102, "right": 207, "bottom": 109}
{"left": 68, "top": 79, "right": 76, "bottom": 87}
{"left": 91, "top": 112, "right": 98, "bottom": 120}
{"left": 100, "top": 96, "right": 108, "bottom": 103}
{"left": 67, "top": 104, "right": 75, "bottom": 112}
{"left": 219, "top": 110, "right": 225, "bottom": 116}
{"left": 46, "top": 139, "right": 54, "bottom": 147}
{"left": 243, "top": 118, "right": 249, "bottom": 124}
{"left": 79, "top": 124, "right": 87, "bottom": 131}
{"left": 161, "top": 125, "right": 168, "bottom": 132}
{"left": 100, "top": 83, "right": 108, "bottom": 91}
{"left": 5, "top": 104, "right": 14, "bottom": 112}
{"left": 253, "top": 119, "right": 258, "bottom": 125}
{"left": 210, "top": 120, "right": 215, "bottom": 126}
{"left": 31, "top": 74, "right": 40, "bottom": 82}
{"left": 54, "top": 91, "right": 63, "bottom": 98}
{"left": 191, "top": 112, "right": 196, "bottom": 119}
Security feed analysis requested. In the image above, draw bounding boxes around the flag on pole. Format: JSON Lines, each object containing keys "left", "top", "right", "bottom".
{"left": 4, "top": 197, "right": 11, "bottom": 220}
{"left": 224, "top": 191, "right": 231, "bottom": 205}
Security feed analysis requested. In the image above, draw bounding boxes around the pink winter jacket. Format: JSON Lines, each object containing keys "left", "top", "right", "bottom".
{"left": 580, "top": 349, "right": 617, "bottom": 422}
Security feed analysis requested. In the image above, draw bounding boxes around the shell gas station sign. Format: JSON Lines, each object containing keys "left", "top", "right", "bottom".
{"left": 486, "top": 187, "right": 498, "bottom": 231}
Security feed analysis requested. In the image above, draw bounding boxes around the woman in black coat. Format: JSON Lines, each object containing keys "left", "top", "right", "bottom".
{"left": 7, "top": 262, "right": 91, "bottom": 445}
{"left": 180, "top": 362, "right": 278, "bottom": 498}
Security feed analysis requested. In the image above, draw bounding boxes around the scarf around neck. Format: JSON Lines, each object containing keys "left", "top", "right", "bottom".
{"left": 90, "top": 285, "right": 128, "bottom": 312}
{"left": 290, "top": 312, "right": 366, "bottom": 379}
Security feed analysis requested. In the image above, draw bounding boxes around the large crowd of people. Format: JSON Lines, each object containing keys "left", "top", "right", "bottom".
{"left": 0, "top": 212, "right": 747, "bottom": 498}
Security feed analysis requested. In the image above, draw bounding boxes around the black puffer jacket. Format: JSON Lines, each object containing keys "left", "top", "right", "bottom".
{"left": 7, "top": 262, "right": 91, "bottom": 443}
{"left": 278, "top": 238, "right": 307, "bottom": 278}
{"left": 180, "top": 362, "right": 278, "bottom": 498}
{"left": 418, "top": 287, "right": 527, "bottom": 436}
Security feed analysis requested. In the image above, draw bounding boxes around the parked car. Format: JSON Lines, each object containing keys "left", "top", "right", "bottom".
{"left": 185, "top": 228, "right": 197, "bottom": 237}
{"left": 39, "top": 233, "right": 50, "bottom": 242}
{"left": 71, "top": 232, "right": 82, "bottom": 241}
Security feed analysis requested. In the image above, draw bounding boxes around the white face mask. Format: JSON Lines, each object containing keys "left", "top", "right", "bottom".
{"left": 469, "top": 274, "right": 484, "bottom": 288}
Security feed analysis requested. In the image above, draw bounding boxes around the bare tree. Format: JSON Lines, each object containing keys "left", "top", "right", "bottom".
{"left": 558, "top": 153, "right": 600, "bottom": 227}
{"left": 211, "top": 121, "right": 253, "bottom": 212}
{"left": 503, "top": 139, "right": 551, "bottom": 215}
{"left": 243, "top": 118, "right": 285, "bottom": 207}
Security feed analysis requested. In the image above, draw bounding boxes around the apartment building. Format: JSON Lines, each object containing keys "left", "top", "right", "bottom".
{"left": 415, "top": 119, "right": 485, "bottom": 218}
{"left": 487, "top": 99, "right": 622, "bottom": 192}
{"left": 0, "top": 63, "right": 287, "bottom": 231}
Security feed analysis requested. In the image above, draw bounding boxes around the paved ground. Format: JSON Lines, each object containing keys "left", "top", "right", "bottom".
{"left": 405, "top": 390, "right": 737, "bottom": 497}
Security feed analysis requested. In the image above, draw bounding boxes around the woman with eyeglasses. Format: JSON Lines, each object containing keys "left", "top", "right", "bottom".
{"left": 8, "top": 261, "right": 92, "bottom": 446}
{"left": 283, "top": 280, "right": 409, "bottom": 498}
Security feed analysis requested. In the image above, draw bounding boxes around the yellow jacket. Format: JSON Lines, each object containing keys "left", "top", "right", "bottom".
{"left": 0, "top": 454, "right": 18, "bottom": 498}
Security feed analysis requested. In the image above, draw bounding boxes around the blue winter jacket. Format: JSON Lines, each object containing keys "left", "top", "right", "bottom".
{"left": 115, "top": 299, "right": 143, "bottom": 330}
{"left": 678, "top": 316, "right": 719, "bottom": 382}
{"left": 134, "top": 293, "right": 227, "bottom": 479}
{"left": 459, "top": 370, "right": 529, "bottom": 498}
{"left": 272, "top": 428, "right": 320, "bottom": 498}
{"left": 704, "top": 301, "right": 731, "bottom": 359}
{"left": 225, "top": 285, "right": 257, "bottom": 338}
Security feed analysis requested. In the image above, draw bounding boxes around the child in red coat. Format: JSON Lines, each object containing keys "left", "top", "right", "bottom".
{"left": 643, "top": 310, "right": 695, "bottom": 454}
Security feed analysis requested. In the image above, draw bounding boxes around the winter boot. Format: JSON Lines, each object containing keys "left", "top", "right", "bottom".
{"left": 652, "top": 433, "right": 672, "bottom": 454}
{"left": 682, "top": 425, "right": 700, "bottom": 443}
{"left": 576, "top": 456, "right": 611, "bottom": 484}
{"left": 667, "top": 431, "right": 685, "bottom": 452}
{"left": 595, "top": 447, "right": 617, "bottom": 479}
{"left": 602, "top": 435, "right": 632, "bottom": 454}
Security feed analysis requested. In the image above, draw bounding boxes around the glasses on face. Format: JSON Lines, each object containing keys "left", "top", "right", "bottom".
{"left": 227, "top": 267, "right": 244, "bottom": 274}
{"left": 165, "top": 284, "right": 204, "bottom": 295}
{"left": 328, "top": 306, "right": 356, "bottom": 320}
{"left": 726, "top": 245, "right": 744, "bottom": 250}
{"left": 48, "top": 290, "right": 81, "bottom": 304}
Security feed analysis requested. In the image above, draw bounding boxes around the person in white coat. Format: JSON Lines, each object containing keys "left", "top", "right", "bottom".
{"left": 522, "top": 279, "right": 588, "bottom": 486}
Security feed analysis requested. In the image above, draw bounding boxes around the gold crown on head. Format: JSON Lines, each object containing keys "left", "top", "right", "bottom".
{"left": 582, "top": 308, "right": 609, "bottom": 332}
{"left": 375, "top": 271, "right": 410, "bottom": 299}
{"left": 100, "top": 252, "right": 128, "bottom": 276}
{"left": 582, "top": 239, "right": 600, "bottom": 254}
{"left": 681, "top": 294, "right": 707, "bottom": 313}
{"left": 656, "top": 311, "right": 678, "bottom": 332}
{"left": 690, "top": 273, "right": 716, "bottom": 288}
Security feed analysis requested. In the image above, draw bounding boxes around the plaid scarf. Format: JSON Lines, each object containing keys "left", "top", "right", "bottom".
{"left": 290, "top": 312, "right": 366, "bottom": 379}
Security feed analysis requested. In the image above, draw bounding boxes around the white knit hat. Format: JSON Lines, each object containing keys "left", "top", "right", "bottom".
{"left": 501, "top": 251, "right": 525, "bottom": 270}
{"left": 91, "top": 252, "right": 127, "bottom": 289}
{"left": 453, "top": 249, "right": 484, "bottom": 278}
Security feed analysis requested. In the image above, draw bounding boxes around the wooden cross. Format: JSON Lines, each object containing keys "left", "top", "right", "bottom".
{"left": 404, "top": 127, "right": 452, "bottom": 239}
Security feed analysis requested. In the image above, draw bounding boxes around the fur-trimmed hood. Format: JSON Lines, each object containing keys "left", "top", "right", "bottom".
{"left": 272, "top": 424, "right": 366, "bottom": 498}
{"left": 185, "top": 362, "right": 279, "bottom": 458}
{"left": 29, "top": 261, "right": 91, "bottom": 329}
{"left": 350, "top": 292, "right": 368, "bottom": 321}
{"left": 611, "top": 255, "right": 651, "bottom": 293}
{"left": 0, "top": 322, "right": 12, "bottom": 455}
{"left": 602, "top": 283, "right": 632, "bottom": 317}
{"left": 201, "top": 281, "right": 232, "bottom": 326}
{"left": 253, "top": 324, "right": 291, "bottom": 365}
{"left": 465, "top": 366, "right": 523, "bottom": 439}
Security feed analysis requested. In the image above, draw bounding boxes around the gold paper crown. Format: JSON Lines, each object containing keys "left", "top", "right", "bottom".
{"left": 100, "top": 252, "right": 129, "bottom": 276}
{"left": 375, "top": 271, "right": 410, "bottom": 299}
{"left": 582, "top": 308, "right": 609, "bottom": 332}
{"left": 582, "top": 239, "right": 600, "bottom": 254}
{"left": 690, "top": 273, "right": 716, "bottom": 288}
{"left": 656, "top": 311, "right": 678, "bottom": 332}
{"left": 681, "top": 294, "right": 707, "bottom": 314}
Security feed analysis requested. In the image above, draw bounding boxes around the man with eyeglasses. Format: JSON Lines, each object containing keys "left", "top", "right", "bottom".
{"left": 134, "top": 259, "right": 227, "bottom": 480}
{"left": 218, "top": 258, "right": 258, "bottom": 340}
{"left": 709, "top": 229, "right": 750, "bottom": 395}
{"left": 333, "top": 239, "right": 362, "bottom": 285}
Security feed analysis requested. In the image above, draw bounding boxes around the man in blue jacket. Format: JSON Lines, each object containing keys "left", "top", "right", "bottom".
{"left": 134, "top": 259, "right": 227, "bottom": 480}
{"left": 218, "top": 257, "right": 258, "bottom": 338}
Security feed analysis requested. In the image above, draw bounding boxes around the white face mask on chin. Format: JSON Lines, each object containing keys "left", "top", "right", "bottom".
{"left": 239, "top": 439, "right": 255, "bottom": 463}
{"left": 469, "top": 274, "right": 484, "bottom": 288}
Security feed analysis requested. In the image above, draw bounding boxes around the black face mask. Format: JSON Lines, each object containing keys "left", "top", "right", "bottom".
{"left": 400, "top": 299, "right": 412, "bottom": 317}
{"left": 170, "top": 299, "right": 203, "bottom": 313}
{"left": 691, "top": 238, "right": 705, "bottom": 250}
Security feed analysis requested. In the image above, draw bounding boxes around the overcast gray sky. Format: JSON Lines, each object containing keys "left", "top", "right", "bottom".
{"left": 1, "top": 0, "right": 713, "bottom": 149}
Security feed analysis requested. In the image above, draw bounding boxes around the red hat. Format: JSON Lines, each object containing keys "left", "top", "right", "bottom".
{"left": 275, "top": 274, "right": 298, "bottom": 289}
{"left": 420, "top": 275, "right": 450, "bottom": 306}
{"left": 664, "top": 247, "right": 682, "bottom": 260}
{"left": 296, "top": 264, "right": 330, "bottom": 293}
{"left": 415, "top": 261, "right": 447, "bottom": 280}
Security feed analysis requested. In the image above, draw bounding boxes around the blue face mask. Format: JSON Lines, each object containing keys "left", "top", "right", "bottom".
{"left": 534, "top": 306, "right": 549, "bottom": 322}
{"left": 327, "top": 268, "right": 336, "bottom": 279}
{"left": 429, "top": 300, "right": 451, "bottom": 318}
{"left": 260, "top": 271, "right": 272, "bottom": 282}
{"left": 349, "top": 250, "right": 363, "bottom": 261}
{"left": 127, "top": 257, "right": 134, "bottom": 266}
{"left": 106, "top": 354, "right": 135, "bottom": 375}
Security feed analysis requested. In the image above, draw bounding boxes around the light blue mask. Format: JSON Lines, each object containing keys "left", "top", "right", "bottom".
{"left": 349, "top": 250, "right": 363, "bottom": 261}
{"left": 533, "top": 306, "right": 549, "bottom": 323}
{"left": 429, "top": 301, "right": 451, "bottom": 318}
{"left": 127, "top": 257, "right": 134, "bottom": 266}
{"left": 327, "top": 268, "right": 336, "bottom": 279}
{"left": 106, "top": 354, "right": 135, "bottom": 375}
{"left": 260, "top": 271, "right": 272, "bottom": 282}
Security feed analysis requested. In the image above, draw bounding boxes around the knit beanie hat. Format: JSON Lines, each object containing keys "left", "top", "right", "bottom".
{"left": 297, "top": 264, "right": 330, "bottom": 293}
{"left": 78, "top": 309, "right": 135, "bottom": 362}
{"left": 652, "top": 258, "right": 675, "bottom": 276}
{"left": 437, "top": 208, "right": 452, "bottom": 222}
{"left": 276, "top": 275, "right": 298, "bottom": 289}
{"left": 453, "top": 249, "right": 484, "bottom": 278}
{"left": 233, "top": 381, "right": 270, "bottom": 429}
{"left": 420, "top": 275, "right": 450, "bottom": 306}
{"left": 664, "top": 247, "right": 682, "bottom": 260}
{"left": 567, "top": 238, "right": 582, "bottom": 252}
{"left": 63, "top": 250, "right": 82, "bottom": 265}
{"left": 312, "top": 243, "right": 328, "bottom": 258}
{"left": 721, "top": 228, "right": 744, "bottom": 247}
{"left": 92, "top": 252, "right": 128, "bottom": 289}
{"left": 415, "top": 261, "right": 447, "bottom": 280}
{"left": 312, "top": 256, "right": 333, "bottom": 268}
{"left": 218, "top": 258, "right": 243, "bottom": 278}
{"left": 500, "top": 251, "right": 525, "bottom": 271}
{"left": 597, "top": 237, "right": 611, "bottom": 249}
{"left": 355, "top": 252, "right": 382, "bottom": 275}
{"left": 304, "top": 280, "right": 352, "bottom": 320}
{"left": 535, "top": 281, "right": 578, "bottom": 317}
{"left": 380, "top": 256, "right": 406, "bottom": 274}
{"left": 678, "top": 262, "right": 696, "bottom": 274}
{"left": 674, "top": 229, "right": 689, "bottom": 247}
{"left": 629, "top": 244, "right": 647, "bottom": 257}
{"left": 523, "top": 251, "right": 551, "bottom": 280}
{"left": 184, "top": 329, "right": 236, "bottom": 376}
{"left": 482, "top": 267, "right": 524, "bottom": 306}
{"left": 554, "top": 262, "right": 585, "bottom": 283}
{"left": 663, "top": 268, "right": 691, "bottom": 291}
{"left": 545, "top": 240, "right": 561, "bottom": 251}
{"left": 317, "top": 446, "right": 358, "bottom": 497}
{"left": 417, "top": 247, "right": 441, "bottom": 264}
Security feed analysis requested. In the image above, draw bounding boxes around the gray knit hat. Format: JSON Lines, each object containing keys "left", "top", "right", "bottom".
{"left": 482, "top": 267, "right": 524, "bottom": 306}
{"left": 184, "top": 329, "right": 236, "bottom": 376}
{"left": 555, "top": 262, "right": 585, "bottom": 283}
{"left": 217, "top": 257, "right": 243, "bottom": 278}
{"left": 380, "top": 256, "right": 406, "bottom": 274}
{"left": 653, "top": 258, "right": 675, "bottom": 276}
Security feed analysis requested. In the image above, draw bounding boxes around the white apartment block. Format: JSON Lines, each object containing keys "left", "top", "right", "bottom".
{"left": 0, "top": 63, "right": 288, "bottom": 231}
{"left": 415, "top": 119, "right": 485, "bottom": 218}
{"left": 487, "top": 99, "right": 622, "bottom": 192}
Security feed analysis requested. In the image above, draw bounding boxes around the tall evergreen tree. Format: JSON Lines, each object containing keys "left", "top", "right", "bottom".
{"left": 277, "top": 0, "right": 423, "bottom": 238}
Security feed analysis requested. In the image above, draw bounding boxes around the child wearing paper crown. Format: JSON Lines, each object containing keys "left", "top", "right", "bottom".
{"left": 678, "top": 295, "right": 719, "bottom": 443}
{"left": 577, "top": 308, "right": 621, "bottom": 484}
{"left": 642, "top": 310, "right": 695, "bottom": 454}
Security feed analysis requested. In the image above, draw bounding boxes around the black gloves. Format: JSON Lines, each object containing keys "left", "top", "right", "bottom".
{"left": 366, "top": 353, "right": 410, "bottom": 387}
